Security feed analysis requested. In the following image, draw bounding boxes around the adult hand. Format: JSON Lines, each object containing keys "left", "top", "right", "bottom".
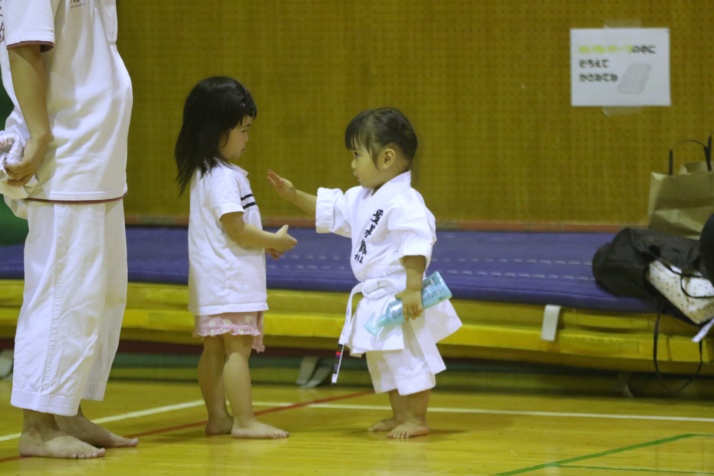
{"left": 5, "top": 136, "right": 47, "bottom": 186}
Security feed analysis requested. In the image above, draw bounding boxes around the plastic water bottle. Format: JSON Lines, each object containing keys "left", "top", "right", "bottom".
{"left": 364, "top": 272, "right": 453, "bottom": 336}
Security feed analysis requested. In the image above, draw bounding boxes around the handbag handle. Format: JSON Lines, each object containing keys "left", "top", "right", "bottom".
{"left": 668, "top": 138, "right": 711, "bottom": 175}
{"left": 656, "top": 258, "right": 714, "bottom": 299}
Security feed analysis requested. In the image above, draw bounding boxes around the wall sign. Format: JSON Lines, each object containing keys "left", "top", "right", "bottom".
{"left": 570, "top": 28, "right": 670, "bottom": 107}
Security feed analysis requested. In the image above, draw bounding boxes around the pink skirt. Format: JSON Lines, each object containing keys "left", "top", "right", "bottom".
{"left": 193, "top": 311, "right": 265, "bottom": 352}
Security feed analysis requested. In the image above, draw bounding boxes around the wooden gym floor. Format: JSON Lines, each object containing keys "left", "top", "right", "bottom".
{"left": 2, "top": 373, "right": 714, "bottom": 475}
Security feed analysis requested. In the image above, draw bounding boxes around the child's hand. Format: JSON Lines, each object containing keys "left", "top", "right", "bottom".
{"left": 267, "top": 248, "right": 283, "bottom": 259}
{"left": 273, "top": 224, "right": 297, "bottom": 252}
{"left": 394, "top": 289, "right": 423, "bottom": 320}
{"left": 267, "top": 169, "right": 296, "bottom": 202}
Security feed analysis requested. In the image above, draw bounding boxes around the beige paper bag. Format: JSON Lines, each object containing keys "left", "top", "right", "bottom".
{"left": 647, "top": 139, "right": 714, "bottom": 239}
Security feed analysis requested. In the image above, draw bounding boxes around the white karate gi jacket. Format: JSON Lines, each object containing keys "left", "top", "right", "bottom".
{"left": 316, "top": 172, "right": 462, "bottom": 375}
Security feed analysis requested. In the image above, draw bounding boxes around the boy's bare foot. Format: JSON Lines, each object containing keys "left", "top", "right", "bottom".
{"left": 387, "top": 421, "right": 430, "bottom": 439}
{"left": 231, "top": 421, "right": 289, "bottom": 439}
{"left": 205, "top": 416, "right": 233, "bottom": 436}
{"left": 56, "top": 414, "right": 138, "bottom": 448}
{"left": 19, "top": 427, "right": 105, "bottom": 459}
{"left": 367, "top": 417, "right": 399, "bottom": 432}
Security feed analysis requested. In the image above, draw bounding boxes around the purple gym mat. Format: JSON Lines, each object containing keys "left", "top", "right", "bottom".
{"left": 0, "top": 226, "right": 652, "bottom": 313}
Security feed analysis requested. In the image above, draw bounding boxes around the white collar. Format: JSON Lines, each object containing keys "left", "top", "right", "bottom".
{"left": 368, "top": 170, "right": 412, "bottom": 198}
{"left": 222, "top": 161, "right": 249, "bottom": 178}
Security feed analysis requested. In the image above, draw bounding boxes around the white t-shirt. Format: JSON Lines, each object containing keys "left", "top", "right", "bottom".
{"left": 0, "top": 0, "right": 133, "bottom": 201}
{"left": 188, "top": 162, "right": 268, "bottom": 316}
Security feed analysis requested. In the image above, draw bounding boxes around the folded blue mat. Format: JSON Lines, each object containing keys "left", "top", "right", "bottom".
{"left": 0, "top": 226, "right": 653, "bottom": 314}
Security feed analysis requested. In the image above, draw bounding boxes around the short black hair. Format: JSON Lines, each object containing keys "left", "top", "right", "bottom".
{"left": 344, "top": 108, "right": 417, "bottom": 166}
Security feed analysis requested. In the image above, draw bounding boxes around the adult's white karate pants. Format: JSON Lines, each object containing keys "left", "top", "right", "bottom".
{"left": 11, "top": 200, "right": 127, "bottom": 416}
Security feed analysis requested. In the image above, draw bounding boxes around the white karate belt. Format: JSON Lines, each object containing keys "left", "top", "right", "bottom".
{"left": 331, "top": 281, "right": 366, "bottom": 384}
{"left": 331, "top": 279, "right": 396, "bottom": 384}
{"left": 330, "top": 277, "right": 444, "bottom": 384}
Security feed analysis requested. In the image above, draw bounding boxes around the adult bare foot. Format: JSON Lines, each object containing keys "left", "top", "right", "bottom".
{"left": 19, "top": 426, "right": 105, "bottom": 459}
{"left": 367, "top": 417, "right": 399, "bottom": 432}
{"left": 387, "top": 421, "right": 430, "bottom": 439}
{"left": 56, "top": 413, "right": 138, "bottom": 448}
{"left": 231, "top": 420, "right": 289, "bottom": 439}
{"left": 205, "top": 416, "right": 233, "bottom": 436}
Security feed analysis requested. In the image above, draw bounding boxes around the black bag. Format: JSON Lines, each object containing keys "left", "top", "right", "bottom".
{"left": 592, "top": 227, "right": 705, "bottom": 394}
{"left": 592, "top": 227, "right": 706, "bottom": 323}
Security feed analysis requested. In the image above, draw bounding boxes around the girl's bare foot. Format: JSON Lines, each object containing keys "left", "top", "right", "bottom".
{"left": 388, "top": 420, "right": 430, "bottom": 439}
{"left": 205, "top": 416, "right": 233, "bottom": 436}
{"left": 19, "top": 427, "right": 105, "bottom": 459}
{"left": 231, "top": 420, "right": 289, "bottom": 439}
{"left": 56, "top": 414, "right": 138, "bottom": 448}
{"left": 367, "top": 417, "right": 399, "bottom": 432}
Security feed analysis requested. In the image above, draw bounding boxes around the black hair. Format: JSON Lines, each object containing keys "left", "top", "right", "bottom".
{"left": 344, "top": 108, "right": 417, "bottom": 167}
{"left": 174, "top": 76, "right": 257, "bottom": 195}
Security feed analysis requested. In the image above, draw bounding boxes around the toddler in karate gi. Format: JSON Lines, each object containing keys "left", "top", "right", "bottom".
{"left": 175, "top": 76, "right": 296, "bottom": 439}
{"left": 268, "top": 108, "right": 461, "bottom": 439}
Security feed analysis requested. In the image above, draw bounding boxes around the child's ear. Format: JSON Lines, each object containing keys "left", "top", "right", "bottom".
{"left": 379, "top": 148, "right": 397, "bottom": 170}
{"left": 219, "top": 131, "right": 229, "bottom": 149}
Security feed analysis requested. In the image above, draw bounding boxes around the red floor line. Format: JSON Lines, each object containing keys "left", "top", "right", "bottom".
{"left": 0, "top": 389, "right": 372, "bottom": 463}
{"left": 127, "top": 389, "right": 372, "bottom": 438}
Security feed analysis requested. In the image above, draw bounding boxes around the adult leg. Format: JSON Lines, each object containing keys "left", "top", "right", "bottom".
{"left": 55, "top": 405, "right": 138, "bottom": 449}
{"left": 222, "top": 334, "right": 288, "bottom": 439}
{"left": 20, "top": 411, "right": 104, "bottom": 459}
{"left": 82, "top": 199, "right": 128, "bottom": 401}
{"left": 14, "top": 203, "right": 107, "bottom": 458}
{"left": 55, "top": 200, "right": 137, "bottom": 448}
{"left": 197, "top": 336, "right": 232, "bottom": 435}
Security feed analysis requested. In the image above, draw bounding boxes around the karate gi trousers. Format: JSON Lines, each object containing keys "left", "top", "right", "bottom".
{"left": 11, "top": 200, "right": 127, "bottom": 416}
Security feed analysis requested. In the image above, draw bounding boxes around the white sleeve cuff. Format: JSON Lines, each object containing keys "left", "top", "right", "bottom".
{"left": 315, "top": 187, "right": 344, "bottom": 234}
{"left": 216, "top": 203, "right": 243, "bottom": 220}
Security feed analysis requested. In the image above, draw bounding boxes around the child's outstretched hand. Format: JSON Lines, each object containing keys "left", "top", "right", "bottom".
{"left": 274, "top": 224, "right": 297, "bottom": 252}
{"left": 394, "top": 289, "right": 423, "bottom": 320}
{"left": 267, "top": 169, "right": 296, "bottom": 202}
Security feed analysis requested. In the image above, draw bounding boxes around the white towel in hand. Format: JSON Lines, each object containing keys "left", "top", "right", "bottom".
{"left": 0, "top": 131, "right": 37, "bottom": 200}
